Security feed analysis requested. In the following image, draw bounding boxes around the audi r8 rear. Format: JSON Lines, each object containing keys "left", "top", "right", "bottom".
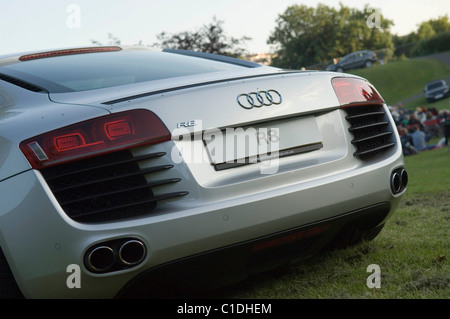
{"left": 0, "top": 46, "right": 407, "bottom": 298}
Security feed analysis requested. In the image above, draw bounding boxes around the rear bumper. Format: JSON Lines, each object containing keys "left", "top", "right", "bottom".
{"left": 116, "top": 202, "right": 391, "bottom": 298}
{"left": 426, "top": 89, "right": 449, "bottom": 99}
{"left": 0, "top": 151, "right": 405, "bottom": 298}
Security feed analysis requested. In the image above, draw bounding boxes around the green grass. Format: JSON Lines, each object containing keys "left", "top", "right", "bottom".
{"left": 404, "top": 144, "right": 450, "bottom": 194}
{"left": 216, "top": 148, "right": 450, "bottom": 299}
{"left": 403, "top": 95, "right": 450, "bottom": 111}
{"left": 348, "top": 58, "right": 450, "bottom": 107}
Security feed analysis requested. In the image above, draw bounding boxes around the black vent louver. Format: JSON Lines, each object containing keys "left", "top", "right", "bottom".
{"left": 40, "top": 150, "right": 188, "bottom": 223}
{"left": 343, "top": 104, "right": 396, "bottom": 160}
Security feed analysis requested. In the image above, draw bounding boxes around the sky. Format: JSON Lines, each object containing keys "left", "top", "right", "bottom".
{"left": 1, "top": 0, "right": 450, "bottom": 56}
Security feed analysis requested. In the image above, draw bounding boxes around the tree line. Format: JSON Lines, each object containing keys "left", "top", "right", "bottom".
{"left": 92, "top": 4, "right": 450, "bottom": 69}
{"left": 393, "top": 15, "right": 450, "bottom": 58}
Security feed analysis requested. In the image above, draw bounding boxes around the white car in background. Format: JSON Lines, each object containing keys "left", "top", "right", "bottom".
{"left": 424, "top": 79, "right": 449, "bottom": 103}
{"left": 0, "top": 46, "right": 407, "bottom": 298}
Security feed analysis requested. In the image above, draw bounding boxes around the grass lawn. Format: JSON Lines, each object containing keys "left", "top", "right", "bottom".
{"left": 217, "top": 147, "right": 449, "bottom": 299}
{"left": 403, "top": 95, "right": 450, "bottom": 111}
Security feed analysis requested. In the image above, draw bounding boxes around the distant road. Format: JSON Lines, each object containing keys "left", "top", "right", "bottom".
{"left": 424, "top": 52, "right": 450, "bottom": 69}
{"left": 423, "top": 52, "right": 450, "bottom": 84}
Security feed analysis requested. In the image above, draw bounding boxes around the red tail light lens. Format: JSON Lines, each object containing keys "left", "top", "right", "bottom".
{"left": 105, "top": 120, "right": 133, "bottom": 139}
{"left": 20, "top": 109, "right": 170, "bottom": 169}
{"left": 54, "top": 133, "right": 88, "bottom": 151}
{"left": 332, "top": 77, "right": 384, "bottom": 107}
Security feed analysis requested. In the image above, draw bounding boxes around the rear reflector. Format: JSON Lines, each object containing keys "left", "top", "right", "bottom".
{"left": 252, "top": 225, "right": 330, "bottom": 252}
{"left": 20, "top": 109, "right": 170, "bottom": 169}
{"left": 332, "top": 77, "right": 384, "bottom": 107}
{"left": 19, "top": 46, "right": 122, "bottom": 61}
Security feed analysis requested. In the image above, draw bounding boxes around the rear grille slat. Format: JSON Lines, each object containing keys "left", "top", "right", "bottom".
{"left": 345, "top": 111, "right": 385, "bottom": 120}
{"left": 353, "top": 143, "right": 396, "bottom": 157}
{"left": 51, "top": 164, "right": 174, "bottom": 193}
{"left": 44, "top": 152, "right": 166, "bottom": 181}
{"left": 40, "top": 149, "right": 188, "bottom": 223}
{"left": 348, "top": 121, "right": 389, "bottom": 132}
{"left": 60, "top": 178, "right": 182, "bottom": 206}
{"left": 351, "top": 132, "right": 392, "bottom": 144}
{"left": 153, "top": 191, "right": 190, "bottom": 202}
{"left": 343, "top": 104, "right": 396, "bottom": 160}
{"left": 68, "top": 191, "right": 189, "bottom": 220}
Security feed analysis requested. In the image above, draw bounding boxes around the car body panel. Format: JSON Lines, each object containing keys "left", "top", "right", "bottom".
{"left": 100, "top": 72, "right": 341, "bottom": 135}
{"left": 0, "top": 81, "right": 109, "bottom": 181}
{"left": 0, "top": 46, "right": 405, "bottom": 298}
{"left": 1, "top": 150, "right": 403, "bottom": 298}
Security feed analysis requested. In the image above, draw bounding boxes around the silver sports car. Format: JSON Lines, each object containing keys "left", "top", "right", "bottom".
{"left": 0, "top": 46, "right": 407, "bottom": 298}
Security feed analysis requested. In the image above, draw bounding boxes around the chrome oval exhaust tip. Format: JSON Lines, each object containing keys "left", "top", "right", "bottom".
{"left": 391, "top": 167, "right": 408, "bottom": 195}
{"left": 84, "top": 238, "right": 147, "bottom": 273}
{"left": 86, "top": 245, "right": 116, "bottom": 272}
{"left": 400, "top": 168, "right": 408, "bottom": 189}
{"left": 118, "top": 240, "right": 146, "bottom": 266}
{"left": 391, "top": 171, "right": 401, "bottom": 194}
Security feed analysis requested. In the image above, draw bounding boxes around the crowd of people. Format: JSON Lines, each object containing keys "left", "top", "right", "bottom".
{"left": 389, "top": 103, "right": 450, "bottom": 156}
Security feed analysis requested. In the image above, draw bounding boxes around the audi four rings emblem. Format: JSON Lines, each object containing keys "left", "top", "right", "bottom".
{"left": 237, "top": 90, "right": 282, "bottom": 109}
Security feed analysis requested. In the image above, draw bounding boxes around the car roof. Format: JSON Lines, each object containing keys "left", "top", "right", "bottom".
{"left": 426, "top": 79, "right": 446, "bottom": 85}
{"left": 0, "top": 45, "right": 262, "bottom": 68}
{"left": 0, "top": 46, "right": 272, "bottom": 94}
{"left": 342, "top": 50, "right": 372, "bottom": 57}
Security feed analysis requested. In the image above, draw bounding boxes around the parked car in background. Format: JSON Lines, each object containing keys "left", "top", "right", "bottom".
{"left": 424, "top": 79, "right": 449, "bottom": 103}
{"left": 326, "top": 50, "right": 378, "bottom": 72}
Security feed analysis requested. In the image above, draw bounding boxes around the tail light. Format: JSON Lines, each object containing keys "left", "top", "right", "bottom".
{"left": 332, "top": 77, "right": 396, "bottom": 160}
{"left": 331, "top": 77, "right": 384, "bottom": 107}
{"left": 20, "top": 109, "right": 170, "bottom": 169}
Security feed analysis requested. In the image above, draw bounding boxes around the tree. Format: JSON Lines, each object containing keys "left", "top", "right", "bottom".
{"left": 414, "top": 15, "right": 450, "bottom": 40}
{"left": 417, "top": 22, "right": 436, "bottom": 40}
{"left": 426, "top": 15, "right": 450, "bottom": 34}
{"left": 155, "top": 17, "right": 251, "bottom": 57}
{"left": 267, "top": 3, "right": 394, "bottom": 69}
{"left": 91, "top": 33, "right": 121, "bottom": 46}
{"left": 393, "top": 15, "right": 450, "bottom": 45}
{"left": 393, "top": 15, "right": 450, "bottom": 57}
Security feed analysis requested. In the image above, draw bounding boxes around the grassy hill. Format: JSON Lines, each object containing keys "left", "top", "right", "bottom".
{"left": 348, "top": 58, "right": 450, "bottom": 109}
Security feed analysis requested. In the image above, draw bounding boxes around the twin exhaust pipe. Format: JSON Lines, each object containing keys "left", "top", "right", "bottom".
{"left": 391, "top": 167, "right": 408, "bottom": 195}
{"left": 84, "top": 238, "right": 146, "bottom": 273}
